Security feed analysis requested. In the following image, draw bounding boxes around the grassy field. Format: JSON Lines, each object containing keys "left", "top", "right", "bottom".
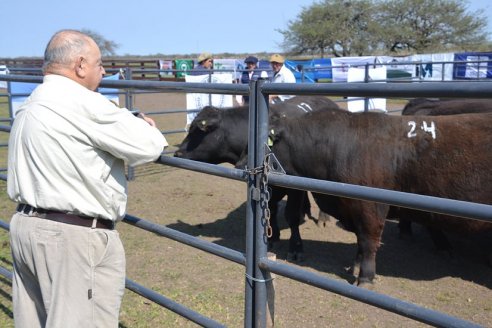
{"left": 0, "top": 94, "right": 14, "bottom": 328}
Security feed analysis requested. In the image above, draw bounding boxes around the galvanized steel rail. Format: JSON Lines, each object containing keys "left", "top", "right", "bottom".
{"left": 0, "top": 74, "right": 491, "bottom": 327}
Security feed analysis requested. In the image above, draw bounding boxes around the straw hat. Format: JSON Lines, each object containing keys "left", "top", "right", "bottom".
{"left": 197, "top": 52, "right": 213, "bottom": 63}
{"left": 269, "top": 54, "right": 285, "bottom": 64}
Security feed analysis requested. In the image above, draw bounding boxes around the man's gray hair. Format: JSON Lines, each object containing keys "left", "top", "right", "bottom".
{"left": 42, "top": 30, "right": 91, "bottom": 73}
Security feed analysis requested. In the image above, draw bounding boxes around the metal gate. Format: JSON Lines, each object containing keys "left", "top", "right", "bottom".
{"left": 1, "top": 74, "right": 491, "bottom": 327}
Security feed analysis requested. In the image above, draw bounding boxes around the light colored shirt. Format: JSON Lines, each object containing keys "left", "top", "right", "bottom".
{"left": 272, "top": 65, "right": 296, "bottom": 101}
{"left": 7, "top": 74, "right": 167, "bottom": 221}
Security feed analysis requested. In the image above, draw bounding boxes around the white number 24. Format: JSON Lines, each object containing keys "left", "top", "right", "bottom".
{"left": 407, "top": 121, "right": 436, "bottom": 139}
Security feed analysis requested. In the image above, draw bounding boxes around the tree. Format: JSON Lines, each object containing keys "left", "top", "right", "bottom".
{"left": 377, "top": 0, "right": 489, "bottom": 53}
{"left": 279, "top": 0, "right": 489, "bottom": 57}
{"left": 279, "top": 0, "right": 379, "bottom": 57}
{"left": 81, "top": 29, "right": 119, "bottom": 56}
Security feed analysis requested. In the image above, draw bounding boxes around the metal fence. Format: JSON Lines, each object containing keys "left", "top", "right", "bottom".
{"left": 0, "top": 74, "right": 491, "bottom": 327}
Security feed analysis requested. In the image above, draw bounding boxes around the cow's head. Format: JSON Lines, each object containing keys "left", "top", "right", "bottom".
{"left": 174, "top": 106, "right": 225, "bottom": 163}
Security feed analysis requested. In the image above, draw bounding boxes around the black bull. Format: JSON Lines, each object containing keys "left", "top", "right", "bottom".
{"left": 174, "top": 96, "right": 341, "bottom": 258}
{"left": 268, "top": 109, "right": 492, "bottom": 285}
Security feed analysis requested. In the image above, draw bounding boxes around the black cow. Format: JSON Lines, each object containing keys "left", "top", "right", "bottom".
{"left": 402, "top": 98, "right": 492, "bottom": 116}
{"left": 175, "top": 96, "right": 341, "bottom": 258}
{"left": 268, "top": 108, "right": 492, "bottom": 285}
{"left": 398, "top": 98, "right": 492, "bottom": 247}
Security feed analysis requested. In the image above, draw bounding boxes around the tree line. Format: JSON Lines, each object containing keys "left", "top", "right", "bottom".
{"left": 278, "top": 0, "right": 491, "bottom": 58}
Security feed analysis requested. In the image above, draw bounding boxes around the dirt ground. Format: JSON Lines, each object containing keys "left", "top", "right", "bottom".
{"left": 115, "top": 93, "right": 491, "bottom": 327}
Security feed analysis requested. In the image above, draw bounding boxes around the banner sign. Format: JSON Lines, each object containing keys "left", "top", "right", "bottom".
{"left": 185, "top": 73, "right": 233, "bottom": 125}
{"left": 347, "top": 66, "right": 387, "bottom": 112}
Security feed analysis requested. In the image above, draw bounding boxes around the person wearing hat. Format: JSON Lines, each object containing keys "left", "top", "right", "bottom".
{"left": 239, "top": 56, "right": 261, "bottom": 105}
{"left": 269, "top": 53, "right": 296, "bottom": 103}
{"left": 189, "top": 52, "right": 213, "bottom": 75}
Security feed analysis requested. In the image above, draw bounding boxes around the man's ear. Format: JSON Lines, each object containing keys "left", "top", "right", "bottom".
{"left": 75, "top": 57, "right": 86, "bottom": 78}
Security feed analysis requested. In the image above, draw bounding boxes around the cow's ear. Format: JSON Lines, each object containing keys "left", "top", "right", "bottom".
{"left": 197, "top": 116, "right": 220, "bottom": 132}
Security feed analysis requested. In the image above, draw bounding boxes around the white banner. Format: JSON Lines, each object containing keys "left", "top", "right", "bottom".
{"left": 0, "top": 65, "right": 7, "bottom": 88}
{"left": 185, "top": 73, "right": 234, "bottom": 125}
{"left": 331, "top": 56, "right": 377, "bottom": 82}
{"left": 213, "top": 59, "right": 244, "bottom": 81}
{"left": 347, "top": 66, "right": 387, "bottom": 113}
{"left": 409, "top": 53, "right": 454, "bottom": 81}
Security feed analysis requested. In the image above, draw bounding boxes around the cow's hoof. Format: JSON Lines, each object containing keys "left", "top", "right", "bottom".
{"left": 287, "top": 252, "right": 304, "bottom": 262}
{"left": 356, "top": 278, "right": 375, "bottom": 288}
{"left": 286, "top": 252, "right": 296, "bottom": 261}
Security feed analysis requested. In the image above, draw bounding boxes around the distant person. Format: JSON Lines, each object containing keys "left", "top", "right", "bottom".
{"left": 269, "top": 53, "right": 296, "bottom": 103}
{"left": 7, "top": 29, "right": 167, "bottom": 327}
{"left": 189, "top": 52, "right": 213, "bottom": 76}
{"left": 239, "top": 56, "right": 261, "bottom": 105}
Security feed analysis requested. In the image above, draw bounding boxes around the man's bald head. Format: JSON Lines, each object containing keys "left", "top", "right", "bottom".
{"left": 42, "top": 29, "right": 105, "bottom": 91}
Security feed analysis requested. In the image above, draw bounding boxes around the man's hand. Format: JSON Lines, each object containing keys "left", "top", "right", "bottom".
{"left": 137, "top": 113, "right": 156, "bottom": 127}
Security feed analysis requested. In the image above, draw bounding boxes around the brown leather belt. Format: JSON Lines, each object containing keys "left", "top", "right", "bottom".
{"left": 17, "top": 204, "right": 115, "bottom": 230}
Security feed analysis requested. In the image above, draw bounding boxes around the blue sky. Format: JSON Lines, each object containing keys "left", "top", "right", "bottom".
{"left": 1, "top": 0, "right": 490, "bottom": 58}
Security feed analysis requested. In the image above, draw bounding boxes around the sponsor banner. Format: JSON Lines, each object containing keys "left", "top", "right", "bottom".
{"left": 453, "top": 52, "right": 492, "bottom": 79}
{"left": 331, "top": 56, "right": 377, "bottom": 82}
{"left": 409, "top": 53, "right": 454, "bottom": 81}
{"left": 159, "top": 60, "right": 174, "bottom": 77}
{"left": 213, "top": 59, "right": 244, "bottom": 81}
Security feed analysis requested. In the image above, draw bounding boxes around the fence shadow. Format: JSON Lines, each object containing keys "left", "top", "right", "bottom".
{"left": 167, "top": 202, "right": 492, "bottom": 289}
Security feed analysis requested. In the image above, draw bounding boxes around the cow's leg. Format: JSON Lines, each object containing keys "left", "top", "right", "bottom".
{"left": 398, "top": 218, "right": 413, "bottom": 240}
{"left": 427, "top": 227, "right": 452, "bottom": 253}
{"left": 355, "top": 204, "right": 387, "bottom": 286}
{"left": 349, "top": 245, "right": 363, "bottom": 278}
{"left": 285, "top": 190, "right": 306, "bottom": 261}
{"left": 268, "top": 186, "right": 287, "bottom": 246}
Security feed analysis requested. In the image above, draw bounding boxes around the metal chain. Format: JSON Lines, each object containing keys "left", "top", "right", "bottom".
{"left": 261, "top": 153, "right": 272, "bottom": 238}
{"left": 244, "top": 150, "right": 273, "bottom": 238}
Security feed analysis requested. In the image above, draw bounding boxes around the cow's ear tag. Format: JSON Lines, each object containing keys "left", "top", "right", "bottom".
{"left": 198, "top": 120, "right": 207, "bottom": 131}
{"left": 267, "top": 129, "right": 275, "bottom": 146}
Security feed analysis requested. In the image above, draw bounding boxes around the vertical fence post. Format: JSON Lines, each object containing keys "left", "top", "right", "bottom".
{"left": 244, "top": 78, "right": 270, "bottom": 327}
{"left": 364, "top": 63, "right": 369, "bottom": 112}
{"left": 124, "top": 67, "right": 135, "bottom": 181}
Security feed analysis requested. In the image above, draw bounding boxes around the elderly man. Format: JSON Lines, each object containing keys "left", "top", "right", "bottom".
{"left": 268, "top": 53, "right": 296, "bottom": 103}
{"left": 7, "top": 29, "right": 167, "bottom": 327}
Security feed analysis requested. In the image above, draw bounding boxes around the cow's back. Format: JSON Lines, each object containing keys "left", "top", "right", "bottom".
{"left": 271, "top": 110, "right": 492, "bottom": 203}
{"left": 402, "top": 98, "right": 492, "bottom": 116}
